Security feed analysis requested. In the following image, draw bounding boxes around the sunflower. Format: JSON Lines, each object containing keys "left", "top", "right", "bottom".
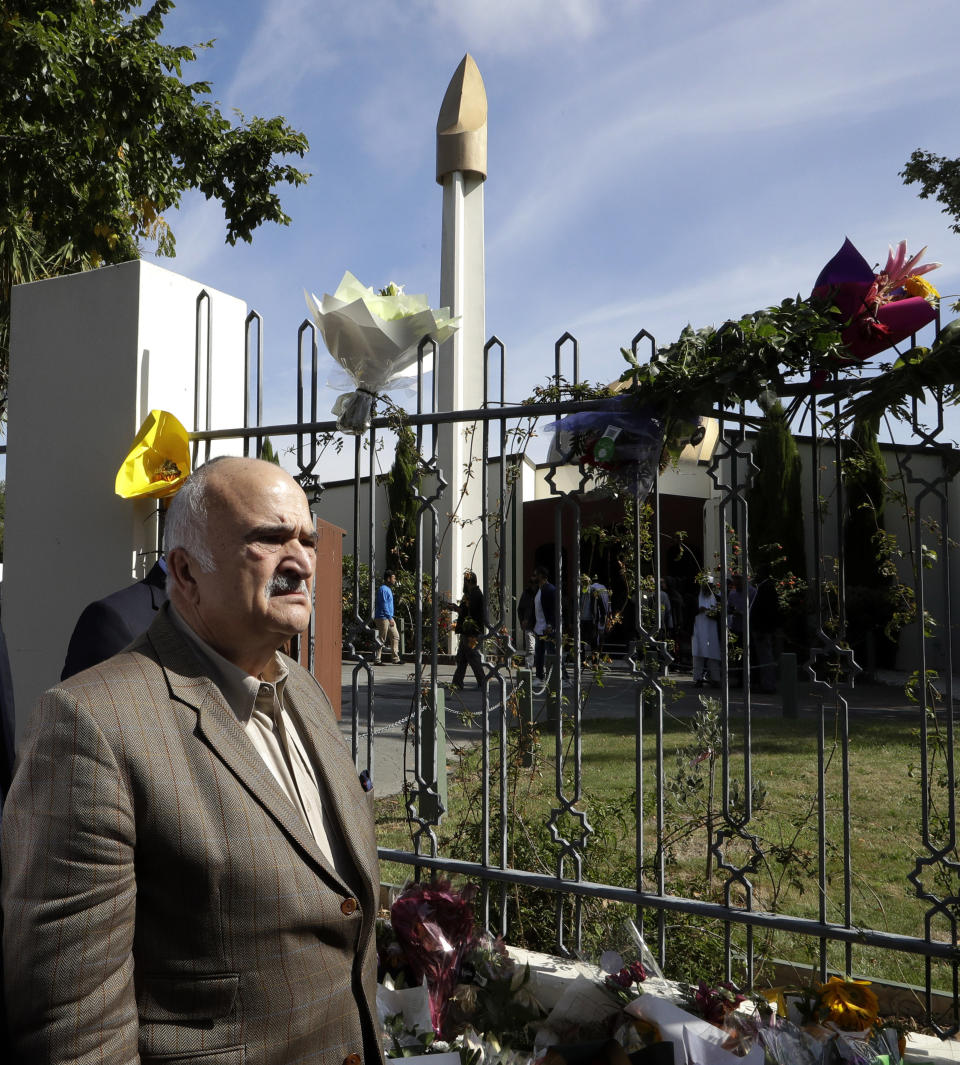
{"left": 816, "top": 976, "right": 879, "bottom": 1030}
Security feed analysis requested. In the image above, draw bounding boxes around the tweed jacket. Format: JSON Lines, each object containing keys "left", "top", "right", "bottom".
{"left": 2, "top": 605, "right": 384, "bottom": 1065}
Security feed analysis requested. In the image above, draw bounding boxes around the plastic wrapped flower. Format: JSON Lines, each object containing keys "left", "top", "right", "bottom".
{"left": 812, "top": 238, "right": 940, "bottom": 365}
{"left": 115, "top": 409, "right": 191, "bottom": 499}
{"left": 389, "top": 879, "right": 479, "bottom": 1036}
{"left": 305, "top": 272, "right": 458, "bottom": 434}
{"left": 815, "top": 976, "right": 879, "bottom": 1032}
{"left": 545, "top": 397, "right": 670, "bottom": 501}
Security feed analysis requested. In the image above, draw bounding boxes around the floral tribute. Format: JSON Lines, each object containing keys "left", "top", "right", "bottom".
{"left": 813, "top": 976, "right": 880, "bottom": 1032}
{"left": 375, "top": 884, "right": 904, "bottom": 1065}
{"left": 786, "top": 976, "right": 883, "bottom": 1039}
{"left": 605, "top": 960, "right": 649, "bottom": 997}
{"left": 377, "top": 879, "right": 543, "bottom": 1057}
{"left": 388, "top": 879, "right": 480, "bottom": 1036}
{"left": 114, "top": 408, "right": 190, "bottom": 500}
{"left": 543, "top": 398, "right": 683, "bottom": 502}
{"left": 305, "top": 272, "right": 457, "bottom": 434}
{"left": 811, "top": 238, "right": 940, "bottom": 366}
{"left": 692, "top": 981, "right": 746, "bottom": 1028}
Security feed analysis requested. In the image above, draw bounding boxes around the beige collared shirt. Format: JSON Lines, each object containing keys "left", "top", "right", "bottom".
{"left": 169, "top": 606, "right": 345, "bottom": 872}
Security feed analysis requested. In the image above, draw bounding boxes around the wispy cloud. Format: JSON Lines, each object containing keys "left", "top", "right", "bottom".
{"left": 486, "top": 0, "right": 960, "bottom": 257}
{"left": 351, "top": 69, "right": 438, "bottom": 172}
{"left": 225, "top": 0, "right": 364, "bottom": 103}
{"left": 424, "top": 0, "right": 626, "bottom": 54}
{"left": 148, "top": 192, "right": 231, "bottom": 277}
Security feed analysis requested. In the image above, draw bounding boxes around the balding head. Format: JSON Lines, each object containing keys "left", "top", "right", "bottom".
{"left": 163, "top": 456, "right": 229, "bottom": 576}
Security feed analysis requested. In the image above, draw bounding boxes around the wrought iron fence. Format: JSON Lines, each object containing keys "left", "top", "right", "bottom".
{"left": 191, "top": 295, "right": 959, "bottom": 1034}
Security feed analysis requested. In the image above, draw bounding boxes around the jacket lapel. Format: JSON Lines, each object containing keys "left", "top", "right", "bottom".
{"left": 282, "top": 667, "right": 379, "bottom": 906}
{"left": 147, "top": 610, "right": 346, "bottom": 884}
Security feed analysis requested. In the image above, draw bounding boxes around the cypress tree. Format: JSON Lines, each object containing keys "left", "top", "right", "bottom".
{"left": 747, "top": 400, "right": 805, "bottom": 580}
{"left": 260, "top": 437, "right": 281, "bottom": 465}
{"left": 385, "top": 424, "right": 421, "bottom": 573}
{"left": 843, "top": 412, "right": 898, "bottom": 668}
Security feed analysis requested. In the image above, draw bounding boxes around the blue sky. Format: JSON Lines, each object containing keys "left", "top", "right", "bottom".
{"left": 152, "top": 0, "right": 960, "bottom": 461}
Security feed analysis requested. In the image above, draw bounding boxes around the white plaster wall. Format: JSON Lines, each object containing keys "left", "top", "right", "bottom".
{"left": 6, "top": 260, "right": 246, "bottom": 737}
{"left": 317, "top": 477, "right": 389, "bottom": 574}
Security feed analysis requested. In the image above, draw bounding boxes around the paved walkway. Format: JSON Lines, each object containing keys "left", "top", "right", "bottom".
{"left": 338, "top": 657, "right": 954, "bottom": 798}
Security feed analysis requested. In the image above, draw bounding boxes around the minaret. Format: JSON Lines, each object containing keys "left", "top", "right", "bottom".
{"left": 436, "top": 54, "right": 487, "bottom": 619}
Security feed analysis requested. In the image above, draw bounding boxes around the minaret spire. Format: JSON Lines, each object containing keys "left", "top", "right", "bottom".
{"left": 436, "top": 53, "right": 488, "bottom": 183}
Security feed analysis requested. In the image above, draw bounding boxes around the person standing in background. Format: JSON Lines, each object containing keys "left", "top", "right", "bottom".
{"left": 61, "top": 558, "right": 168, "bottom": 679}
{"left": 374, "top": 569, "right": 401, "bottom": 664}
{"left": 692, "top": 578, "right": 721, "bottom": 688}
{"left": 516, "top": 576, "right": 538, "bottom": 669}
{"left": 449, "top": 570, "right": 486, "bottom": 690}
{"left": 579, "top": 575, "right": 610, "bottom": 660}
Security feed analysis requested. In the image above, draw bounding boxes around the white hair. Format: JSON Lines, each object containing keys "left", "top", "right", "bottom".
{"left": 162, "top": 458, "right": 228, "bottom": 588}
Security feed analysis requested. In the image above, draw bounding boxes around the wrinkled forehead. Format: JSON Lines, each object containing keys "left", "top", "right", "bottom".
{"left": 209, "top": 464, "right": 312, "bottom": 536}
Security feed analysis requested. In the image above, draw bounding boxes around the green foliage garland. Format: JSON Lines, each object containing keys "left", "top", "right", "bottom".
{"left": 617, "top": 298, "right": 847, "bottom": 431}
{"left": 614, "top": 298, "right": 959, "bottom": 435}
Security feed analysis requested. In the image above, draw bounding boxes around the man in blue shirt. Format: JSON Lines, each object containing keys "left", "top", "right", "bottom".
{"left": 373, "top": 569, "right": 401, "bottom": 664}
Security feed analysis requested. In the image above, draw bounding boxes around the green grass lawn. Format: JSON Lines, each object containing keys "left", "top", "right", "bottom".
{"left": 376, "top": 705, "right": 958, "bottom": 993}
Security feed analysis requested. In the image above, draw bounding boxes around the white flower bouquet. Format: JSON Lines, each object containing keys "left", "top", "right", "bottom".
{"left": 305, "top": 271, "right": 458, "bottom": 433}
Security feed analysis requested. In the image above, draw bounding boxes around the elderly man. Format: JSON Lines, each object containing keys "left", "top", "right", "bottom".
{"left": 2, "top": 457, "right": 383, "bottom": 1065}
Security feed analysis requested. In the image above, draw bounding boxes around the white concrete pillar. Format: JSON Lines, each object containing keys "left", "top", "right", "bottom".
{"left": 437, "top": 171, "right": 487, "bottom": 605}
{"left": 5, "top": 260, "right": 246, "bottom": 735}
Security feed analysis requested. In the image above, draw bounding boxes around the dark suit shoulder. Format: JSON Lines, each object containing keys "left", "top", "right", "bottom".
{"left": 61, "top": 569, "right": 168, "bottom": 681}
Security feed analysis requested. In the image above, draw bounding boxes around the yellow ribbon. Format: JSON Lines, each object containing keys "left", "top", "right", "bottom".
{"left": 115, "top": 410, "right": 191, "bottom": 499}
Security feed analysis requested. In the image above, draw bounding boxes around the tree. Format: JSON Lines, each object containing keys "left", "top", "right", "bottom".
{"left": 384, "top": 424, "right": 422, "bottom": 574}
{"left": 842, "top": 412, "right": 899, "bottom": 670}
{"left": 746, "top": 400, "right": 808, "bottom": 653}
{"left": 747, "top": 399, "right": 805, "bottom": 582}
{"left": 902, "top": 150, "right": 960, "bottom": 237}
{"left": 0, "top": 0, "right": 310, "bottom": 402}
{"left": 259, "top": 437, "right": 281, "bottom": 465}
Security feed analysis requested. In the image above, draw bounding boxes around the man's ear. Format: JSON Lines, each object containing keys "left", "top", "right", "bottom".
{"left": 165, "top": 547, "right": 201, "bottom": 603}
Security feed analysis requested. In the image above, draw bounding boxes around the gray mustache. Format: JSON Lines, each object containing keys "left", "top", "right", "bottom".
{"left": 266, "top": 574, "right": 308, "bottom": 597}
